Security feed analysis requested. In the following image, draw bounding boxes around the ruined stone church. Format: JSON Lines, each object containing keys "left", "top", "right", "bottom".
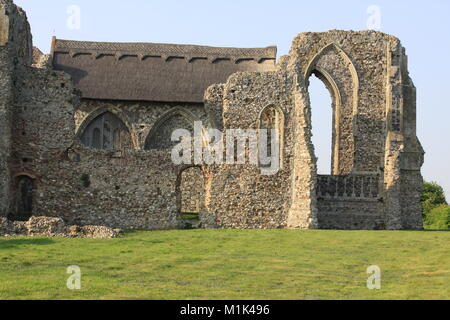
{"left": 0, "top": 0, "right": 424, "bottom": 230}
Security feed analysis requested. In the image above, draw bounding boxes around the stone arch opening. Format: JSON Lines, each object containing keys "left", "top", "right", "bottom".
{"left": 308, "top": 71, "right": 335, "bottom": 174}
{"left": 80, "top": 111, "right": 132, "bottom": 150}
{"left": 12, "top": 175, "right": 34, "bottom": 221}
{"left": 177, "top": 166, "right": 205, "bottom": 222}
{"left": 304, "top": 43, "right": 358, "bottom": 175}
{"left": 145, "top": 109, "right": 196, "bottom": 150}
{"left": 306, "top": 67, "right": 342, "bottom": 175}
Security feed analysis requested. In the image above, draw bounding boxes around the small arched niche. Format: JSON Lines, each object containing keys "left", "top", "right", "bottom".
{"left": 81, "top": 112, "right": 132, "bottom": 150}
{"left": 258, "top": 105, "right": 284, "bottom": 170}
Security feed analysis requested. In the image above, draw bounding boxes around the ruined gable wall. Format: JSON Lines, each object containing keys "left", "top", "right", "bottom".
{"left": 284, "top": 31, "right": 423, "bottom": 229}
{"left": 203, "top": 30, "right": 423, "bottom": 230}
{"left": 285, "top": 30, "right": 394, "bottom": 174}
{"left": 203, "top": 71, "right": 304, "bottom": 229}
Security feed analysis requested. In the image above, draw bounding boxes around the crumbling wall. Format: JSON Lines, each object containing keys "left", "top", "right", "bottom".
{"left": 32, "top": 147, "right": 184, "bottom": 229}
{"left": 11, "top": 79, "right": 189, "bottom": 228}
{"left": 0, "top": 45, "right": 13, "bottom": 217}
{"left": 383, "top": 40, "right": 424, "bottom": 229}
{"left": 202, "top": 71, "right": 310, "bottom": 229}
{"left": 285, "top": 31, "right": 394, "bottom": 174}
{"left": 203, "top": 30, "right": 424, "bottom": 230}
{"left": 180, "top": 166, "right": 204, "bottom": 214}
{"left": 1, "top": 0, "right": 188, "bottom": 229}
{"left": 0, "top": 0, "right": 32, "bottom": 217}
{"left": 2, "top": 0, "right": 424, "bottom": 230}
{"left": 11, "top": 77, "right": 198, "bottom": 228}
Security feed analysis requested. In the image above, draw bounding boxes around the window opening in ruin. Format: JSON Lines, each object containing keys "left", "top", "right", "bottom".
{"left": 309, "top": 73, "right": 333, "bottom": 175}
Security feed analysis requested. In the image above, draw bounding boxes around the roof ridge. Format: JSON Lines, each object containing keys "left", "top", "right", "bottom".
{"left": 53, "top": 39, "right": 277, "bottom": 59}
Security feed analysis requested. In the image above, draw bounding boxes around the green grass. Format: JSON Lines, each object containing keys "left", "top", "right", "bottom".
{"left": 0, "top": 229, "right": 449, "bottom": 300}
{"left": 180, "top": 212, "right": 200, "bottom": 221}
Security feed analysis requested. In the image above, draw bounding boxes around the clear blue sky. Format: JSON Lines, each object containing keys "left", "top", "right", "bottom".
{"left": 15, "top": 0, "right": 450, "bottom": 200}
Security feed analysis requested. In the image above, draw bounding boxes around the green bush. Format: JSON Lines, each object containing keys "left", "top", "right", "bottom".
{"left": 421, "top": 181, "right": 447, "bottom": 215}
{"left": 423, "top": 205, "right": 450, "bottom": 230}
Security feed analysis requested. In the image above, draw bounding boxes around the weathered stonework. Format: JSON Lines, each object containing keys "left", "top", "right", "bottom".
{"left": 202, "top": 31, "right": 424, "bottom": 230}
{"left": 0, "top": 216, "right": 121, "bottom": 238}
{"left": 0, "top": 0, "right": 424, "bottom": 231}
{"left": 180, "top": 167, "right": 204, "bottom": 214}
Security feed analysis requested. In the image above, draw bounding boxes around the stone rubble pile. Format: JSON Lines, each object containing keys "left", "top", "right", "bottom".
{"left": 0, "top": 216, "right": 121, "bottom": 238}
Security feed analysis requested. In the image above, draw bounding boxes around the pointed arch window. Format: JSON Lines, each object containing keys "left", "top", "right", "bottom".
{"left": 81, "top": 112, "right": 132, "bottom": 150}
{"left": 145, "top": 112, "right": 194, "bottom": 150}
{"left": 304, "top": 43, "right": 359, "bottom": 175}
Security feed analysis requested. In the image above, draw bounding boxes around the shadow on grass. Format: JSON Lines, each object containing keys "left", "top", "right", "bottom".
{"left": 0, "top": 238, "right": 55, "bottom": 249}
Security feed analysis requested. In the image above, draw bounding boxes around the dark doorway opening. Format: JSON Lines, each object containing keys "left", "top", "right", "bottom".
{"left": 178, "top": 167, "right": 204, "bottom": 228}
{"left": 12, "top": 175, "right": 34, "bottom": 221}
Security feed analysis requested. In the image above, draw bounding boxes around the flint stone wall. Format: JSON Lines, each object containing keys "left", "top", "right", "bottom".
{"left": 180, "top": 167, "right": 204, "bottom": 214}
{"left": 0, "top": 0, "right": 424, "bottom": 230}
{"left": 202, "top": 30, "right": 424, "bottom": 230}
{"left": 8, "top": 49, "right": 193, "bottom": 230}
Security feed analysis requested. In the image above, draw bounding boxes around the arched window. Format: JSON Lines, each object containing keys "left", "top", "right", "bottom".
{"left": 309, "top": 72, "right": 334, "bottom": 175}
{"left": 304, "top": 43, "right": 359, "bottom": 175}
{"left": 145, "top": 113, "right": 194, "bottom": 150}
{"left": 81, "top": 112, "right": 132, "bottom": 150}
{"left": 259, "top": 105, "right": 283, "bottom": 170}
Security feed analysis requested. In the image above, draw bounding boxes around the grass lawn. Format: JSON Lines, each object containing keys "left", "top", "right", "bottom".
{"left": 0, "top": 229, "right": 449, "bottom": 300}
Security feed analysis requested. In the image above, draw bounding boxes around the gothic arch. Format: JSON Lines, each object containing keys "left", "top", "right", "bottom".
{"left": 307, "top": 67, "right": 342, "bottom": 174}
{"left": 78, "top": 108, "right": 135, "bottom": 150}
{"left": 304, "top": 43, "right": 359, "bottom": 175}
{"left": 13, "top": 171, "right": 38, "bottom": 180}
{"left": 144, "top": 107, "right": 202, "bottom": 150}
{"left": 304, "top": 43, "right": 359, "bottom": 116}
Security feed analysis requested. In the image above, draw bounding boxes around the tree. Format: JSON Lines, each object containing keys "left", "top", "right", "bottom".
{"left": 421, "top": 181, "right": 447, "bottom": 216}
{"left": 424, "top": 205, "right": 450, "bottom": 230}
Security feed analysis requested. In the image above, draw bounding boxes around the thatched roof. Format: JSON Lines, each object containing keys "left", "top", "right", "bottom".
{"left": 51, "top": 38, "right": 277, "bottom": 103}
